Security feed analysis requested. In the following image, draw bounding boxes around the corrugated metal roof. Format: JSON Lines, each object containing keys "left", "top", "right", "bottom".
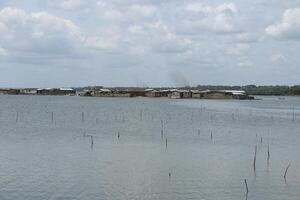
{"left": 100, "top": 89, "right": 111, "bottom": 92}
{"left": 220, "top": 90, "right": 245, "bottom": 95}
{"left": 60, "top": 88, "right": 74, "bottom": 91}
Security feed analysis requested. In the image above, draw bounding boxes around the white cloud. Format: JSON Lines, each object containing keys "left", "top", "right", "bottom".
{"left": 84, "top": 37, "right": 116, "bottom": 50}
{"left": 127, "top": 21, "right": 192, "bottom": 54}
{"left": 96, "top": 0, "right": 106, "bottom": 8}
{"left": 60, "top": 0, "right": 84, "bottom": 10}
{"left": 237, "top": 60, "right": 252, "bottom": 67}
{"left": 227, "top": 43, "right": 250, "bottom": 55}
{"left": 102, "top": 9, "right": 123, "bottom": 20}
{"left": 0, "top": 47, "right": 8, "bottom": 57}
{"left": 266, "top": 8, "right": 300, "bottom": 40}
{"left": 128, "top": 46, "right": 146, "bottom": 55}
{"left": 183, "top": 3, "right": 238, "bottom": 33}
{"left": 186, "top": 3, "right": 238, "bottom": 14}
{"left": 0, "top": 7, "right": 83, "bottom": 56}
{"left": 270, "top": 53, "right": 286, "bottom": 63}
{"left": 96, "top": 4, "right": 157, "bottom": 22}
{"left": 129, "top": 5, "right": 157, "bottom": 17}
{"left": 84, "top": 26, "right": 122, "bottom": 51}
{"left": 236, "top": 33, "right": 258, "bottom": 43}
{"left": 128, "top": 25, "right": 145, "bottom": 34}
{"left": 236, "top": 56, "right": 253, "bottom": 67}
{"left": 1, "top": 0, "right": 300, "bottom": 87}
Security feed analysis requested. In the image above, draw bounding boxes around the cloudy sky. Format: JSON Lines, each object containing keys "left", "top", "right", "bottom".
{"left": 0, "top": 0, "right": 300, "bottom": 87}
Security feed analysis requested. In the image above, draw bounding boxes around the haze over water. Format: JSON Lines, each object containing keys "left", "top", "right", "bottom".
{"left": 0, "top": 95, "right": 299, "bottom": 200}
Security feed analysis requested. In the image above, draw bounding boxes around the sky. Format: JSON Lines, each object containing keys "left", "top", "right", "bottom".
{"left": 0, "top": 0, "right": 300, "bottom": 88}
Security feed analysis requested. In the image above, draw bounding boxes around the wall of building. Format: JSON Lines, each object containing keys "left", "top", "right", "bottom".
{"left": 0, "top": 89, "right": 20, "bottom": 95}
{"left": 203, "top": 92, "right": 232, "bottom": 99}
{"left": 37, "top": 89, "right": 75, "bottom": 96}
{"left": 192, "top": 93, "right": 203, "bottom": 98}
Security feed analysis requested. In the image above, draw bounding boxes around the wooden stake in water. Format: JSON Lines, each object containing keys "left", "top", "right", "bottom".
{"left": 140, "top": 110, "right": 143, "bottom": 121}
{"left": 165, "top": 137, "right": 168, "bottom": 150}
{"left": 284, "top": 163, "right": 291, "bottom": 182}
{"left": 253, "top": 145, "right": 257, "bottom": 172}
{"left": 82, "top": 112, "right": 85, "bottom": 122}
{"left": 267, "top": 144, "right": 270, "bottom": 165}
{"left": 51, "top": 112, "right": 54, "bottom": 123}
{"left": 244, "top": 179, "right": 249, "bottom": 194}
{"left": 90, "top": 135, "right": 94, "bottom": 147}
{"left": 292, "top": 107, "right": 295, "bottom": 121}
{"left": 118, "top": 132, "right": 120, "bottom": 139}
{"left": 210, "top": 131, "right": 213, "bottom": 141}
{"left": 161, "top": 120, "right": 164, "bottom": 138}
{"left": 16, "top": 111, "right": 19, "bottom": 123}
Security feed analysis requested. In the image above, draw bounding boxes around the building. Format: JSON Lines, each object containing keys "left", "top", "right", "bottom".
{"left": 91, "top": 88, "right": 113, "bottom": 97}
{"left": 91, "top": 88, "right": 139, "bottom": 97}
{"left": 37, "top": 88, "right": 76, "bottom": 96}
{"left": 145, "top": 89, "right": 170, "bottom": 97}
{"left": 87, "top": 86, "right": 104, "bottom": 91}
{"left": 111, "top": 90, "right": 131, "bottom": 97}
{"left": 0, "top": 88, "right": 20, "bottom": 95}
{"left": 219, "top": 90, "right": 254, "bottom": 100}
{"left": 191, "top": 90, "right": 206, "bottom": 98}
{"left": 20, "top": 88, "right": 37, "bottom": 95}
{"left": 126, "top": 90, "right": 146, "bottom": 97}
{"left": 202, "top": 91, "right": 233, "bottom": 99}
{"left": 169, "top": 90, "right": 192, "bottom": 99}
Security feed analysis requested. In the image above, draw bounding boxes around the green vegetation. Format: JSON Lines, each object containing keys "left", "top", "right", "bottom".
{"left": 191, "top": 85, "right": 300, "bottom": 96}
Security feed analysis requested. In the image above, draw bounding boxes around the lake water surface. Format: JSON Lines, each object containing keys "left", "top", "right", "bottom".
{"left": 0, "top": 95, "right": 299, "bottom": 200}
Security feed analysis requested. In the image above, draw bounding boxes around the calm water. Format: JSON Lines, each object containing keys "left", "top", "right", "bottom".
{"left": 0, "top": 95, "right": 299, "bottom": 200}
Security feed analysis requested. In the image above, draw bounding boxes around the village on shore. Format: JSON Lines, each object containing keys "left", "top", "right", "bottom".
{"left": 0, "top": 86, "right": 254, "bottom": 100}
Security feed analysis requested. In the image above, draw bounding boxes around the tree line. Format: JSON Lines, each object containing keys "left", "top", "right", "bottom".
{"left": 193, "top": 85, "right": 300, "bottom": 96}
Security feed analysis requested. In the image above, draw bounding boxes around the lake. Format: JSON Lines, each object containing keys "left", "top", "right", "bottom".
{"left": 0, "top": 95, "right": 299, "bottom": 200}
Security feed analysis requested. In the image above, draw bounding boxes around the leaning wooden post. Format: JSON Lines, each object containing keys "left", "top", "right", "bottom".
{"left": 267, "top": 144, "right": 270, "bottom": 166}
{"left": 284, "top": 163, "right": 291, "bottom": 182}
{"left": 253, "top": 145, "right": 257, "bottom": 172}
{"left": 244, "top": 179, "right": 249, "bottom": 194}
{"left": 90, "top": 135, "right": 94, "bottom": 150}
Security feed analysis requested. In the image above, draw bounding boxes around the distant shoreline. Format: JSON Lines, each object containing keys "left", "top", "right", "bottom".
{"left": 1, "top": 85, "right": 300, "bottom": 97}
{"left": 0, "top": 85, "right": 300, "bottom": 97}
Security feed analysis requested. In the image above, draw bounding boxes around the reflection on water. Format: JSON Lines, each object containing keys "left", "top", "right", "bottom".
{"left": 0, "top": 95, "right": 299, "bottom": 200}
